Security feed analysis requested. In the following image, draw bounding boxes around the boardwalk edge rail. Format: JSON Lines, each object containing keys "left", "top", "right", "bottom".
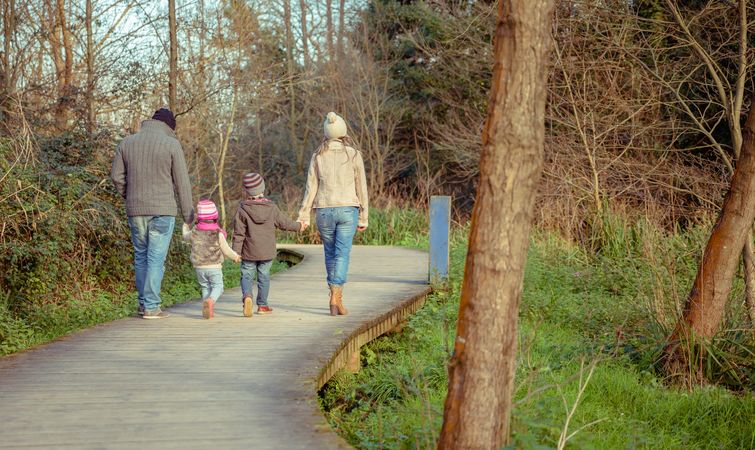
{"left": 279, "top": 245, "right": 432, "bottom": 392}
{"left": 314, "top": 281, "right": 432, "bottom": 390}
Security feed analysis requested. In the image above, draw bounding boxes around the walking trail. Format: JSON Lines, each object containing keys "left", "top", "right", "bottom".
{"left": 0, "top": 244, "right": 430, "bottom": 449}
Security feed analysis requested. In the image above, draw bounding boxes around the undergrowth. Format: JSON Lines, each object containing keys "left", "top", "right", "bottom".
{"left": 319, "top": 213, "right": 755, "bottom": 449}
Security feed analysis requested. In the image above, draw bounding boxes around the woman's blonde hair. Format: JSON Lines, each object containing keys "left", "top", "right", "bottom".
{"left": 314, "top": 134, "right": 361, "bottom": 166}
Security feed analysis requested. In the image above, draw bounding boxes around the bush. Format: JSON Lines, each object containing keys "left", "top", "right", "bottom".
{"left": 0, "top": 132, "right": 199, "bottom": 354}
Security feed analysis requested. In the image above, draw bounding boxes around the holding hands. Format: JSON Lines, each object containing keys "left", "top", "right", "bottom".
{"left": 296, "top": 222, "right": 364, "bottom": 232}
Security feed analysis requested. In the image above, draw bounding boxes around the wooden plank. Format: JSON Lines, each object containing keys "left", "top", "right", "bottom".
{"left": 0, "top": 245, "right": 429, "bottom": 449}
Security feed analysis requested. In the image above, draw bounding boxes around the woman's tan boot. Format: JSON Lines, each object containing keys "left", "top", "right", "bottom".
{"left": 329, "top": 285, "right": 347, "bottom": 316}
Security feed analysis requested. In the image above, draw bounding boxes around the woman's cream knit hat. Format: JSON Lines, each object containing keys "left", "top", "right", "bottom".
{"left": 323, "top": 112, "right": 347, "bottom": 139}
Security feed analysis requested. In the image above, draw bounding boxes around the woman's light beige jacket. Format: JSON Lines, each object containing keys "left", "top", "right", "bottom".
{"left": 298, "top": 139, "right": 369, "bottom": 228}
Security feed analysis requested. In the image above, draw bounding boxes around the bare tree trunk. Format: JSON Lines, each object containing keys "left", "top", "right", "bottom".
{"left": 438, "top": 0, "right": 554, "bottom": 448}
{"left": 326, "top": 0, "right": 334, "bottom": 62}
{"left": 217, "top": 91, "right": 236, "bottom": 231}
{"left": 740, "top": 237, "right": 755, "bottom": 325}
{"left": 48, "top": 0, "right": 73, "bottom": 130}
{"left": 299, "top": 0, "right": 310, "bottom": 69}
{"left": 729, "top": 0, "right": 747, "bottom": 158}
{"left": 1, "top": 0, "right": 9, "bottom": 86}
{"left": 664, "top": 0, "right": 755, "bottom": 326}
{"left": 168, "top": 0, "right": 177, "bottom": 111}
{"left": 85, "top": 0, "right": 94, "bottom": 133}
{"left": 744, "top": 237, "right": 755, "bottom": 326}
{"left": 665, "top": 97, "right": 755, "bottom": 374}
{"left": 2, "top": 0, "right": 14, "bottom": 92}
{"left": 731, "top": 0, "right": 754, "bottom": 328}
{"left": 1, "top": 0, "right": 16, "bottom": 126}
{"left": 256, "top": 107, "right": 263, "bottom": 172}
{"left": 58, "top": 0, "right": 72, "bottom": 91}
{"left": 283, "top": 0, "right": 301, "bottom": 169}
{"left": 198, "top": 0, "right": 205, "bottom": 94}
{"left": 337, "top": 0, "right": 345, "bottom": 59}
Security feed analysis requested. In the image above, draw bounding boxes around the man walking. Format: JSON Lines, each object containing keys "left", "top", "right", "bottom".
{"left": 111, "top": 108, "right": 194, "bottom": 319}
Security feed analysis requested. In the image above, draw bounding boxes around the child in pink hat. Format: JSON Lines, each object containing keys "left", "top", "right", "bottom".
{"left": 182, "top": 199, "right": 241, "bottom": 319}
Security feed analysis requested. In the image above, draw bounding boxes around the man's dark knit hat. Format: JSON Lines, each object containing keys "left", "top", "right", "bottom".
{"left": 152, "top": 108, "right": 176, "bottom": 130}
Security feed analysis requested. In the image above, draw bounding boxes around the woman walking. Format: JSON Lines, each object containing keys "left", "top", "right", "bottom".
{"left": 298, "top": 112, "right": 369, "bottom": 315}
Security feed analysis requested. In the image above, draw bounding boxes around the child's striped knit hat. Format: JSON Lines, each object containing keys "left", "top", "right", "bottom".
{"left": 196, "top": 199, "right": 219, "bottom": 221}
{"left": 243, "top": 172, "right": 265, "bottom": 197}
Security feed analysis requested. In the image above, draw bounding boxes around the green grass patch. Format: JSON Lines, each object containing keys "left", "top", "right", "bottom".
{"left": 319, "top": 220, "right": 755, "bottom": 449}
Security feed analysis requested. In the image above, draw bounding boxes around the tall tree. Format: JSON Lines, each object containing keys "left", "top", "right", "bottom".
{"left": 337, "top": 0, "right": 345, "bottom": 59}
{"left": 326, "top": 0, "right": 334, "bottom": 61}
{"left": 665, "top": 98, "right": 755, "bottom": 378}
{"left": 299, "top": 0, "right": 310, "bottom": 69}
{"left": 85, "top": 0, "right": 94, "bottom": 132}
{"left": 1, "top": 0, "right": 16, "bottom": 124}
{"left": 438, "top": 0, "right": 554, "bottom": 448}
{"left": 217, "top": 90, "right": 236, "bottom": 231}
{"left": 659, "top": 0, "right": 755, "bottom": 330}
{"left": 283, "top": 0, "right": 304, "bottom": 169}
{"left": 46, "top": 0, "right": 74, "bottom": 130}
{"left": 745, "top": 238, "right": 755, "bottom": 325}
{"left": 168, "top": 0, "right": 177, "bottom": 111}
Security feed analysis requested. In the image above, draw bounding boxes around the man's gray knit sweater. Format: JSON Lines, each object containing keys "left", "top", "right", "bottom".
{"left": 110, "top": 120, "right": 194, "bottom": 223}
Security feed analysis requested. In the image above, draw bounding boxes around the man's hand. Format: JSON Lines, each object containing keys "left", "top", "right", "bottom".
{"left": 235, "top": 255, "right": 242, "bottom": 264}
{"left": 300, "top": 222, "right": 309, "bottom": 231}
{"left": 357, "top": 226, "right": 367, "bottom": 232}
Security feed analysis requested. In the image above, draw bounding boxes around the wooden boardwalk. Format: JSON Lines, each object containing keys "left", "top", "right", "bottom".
{"left": 0, "top": 245, "right": 430, "bottom": 449}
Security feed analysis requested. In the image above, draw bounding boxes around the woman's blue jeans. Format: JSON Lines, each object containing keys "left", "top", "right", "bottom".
{"left": 315, "top": 207, "right": 358, "bottom": 286}
{"left": 127, "top": 215, "right": 175, "bottom": 312}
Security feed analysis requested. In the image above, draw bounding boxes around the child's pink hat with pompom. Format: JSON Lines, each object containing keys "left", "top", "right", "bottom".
{"left": 196, "top": 199, "right": 219, "bottom": 221}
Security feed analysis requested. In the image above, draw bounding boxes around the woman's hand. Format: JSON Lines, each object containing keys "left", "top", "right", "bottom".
{"left": 300, "top": 222, "right": 309, "bottom": 231}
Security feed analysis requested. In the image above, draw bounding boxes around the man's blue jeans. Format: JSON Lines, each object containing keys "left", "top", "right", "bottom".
{"left": 196, "top": 268, "right": 224, "bottom": 301}
{"left": 240, "top": 260, "right": 273, "bottom": 306}
{"left": 128, "top": 216, "right": 175, "bottom": 312}
{"left": 316, "top": 207, "right": 358, "bottom": 286}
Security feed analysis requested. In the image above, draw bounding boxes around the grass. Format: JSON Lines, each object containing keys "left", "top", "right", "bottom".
{"left": 319, "top": 216, "right": 755, "bottom": 449}
{"left": 3, "top": 205, "right": 753, "bottom": 447}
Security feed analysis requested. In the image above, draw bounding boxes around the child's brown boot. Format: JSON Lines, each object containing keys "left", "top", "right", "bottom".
{"left": 243, "top": 297, "right": 253, "bottom": 317}
{"left": 202, "top": 298, "right": 214, "bottom": 319}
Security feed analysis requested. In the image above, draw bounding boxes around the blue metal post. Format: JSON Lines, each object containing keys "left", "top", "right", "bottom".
{"left": 429, "top": 196, "right": 451, "bottom": 286}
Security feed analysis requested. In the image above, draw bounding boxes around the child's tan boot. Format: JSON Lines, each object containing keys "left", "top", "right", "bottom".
{"left": 202, "top": 298, "right": 214, "bottom": 319}
{"left": 243, "top": 297, "right": 253, "bottom": 317}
